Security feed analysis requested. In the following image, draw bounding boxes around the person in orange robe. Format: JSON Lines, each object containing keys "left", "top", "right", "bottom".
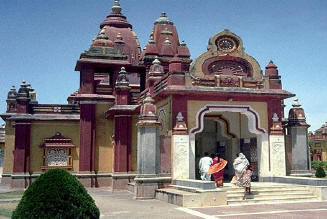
{"left": 208, "top": 153, "right": 228, "bottom": 187}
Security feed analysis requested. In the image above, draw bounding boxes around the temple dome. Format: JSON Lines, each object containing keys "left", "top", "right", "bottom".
{"left": 89, "top": 0, "right": 141, "bottom": 65}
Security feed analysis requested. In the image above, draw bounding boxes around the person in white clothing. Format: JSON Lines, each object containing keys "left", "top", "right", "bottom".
{"left": 199, "top": 152, "right": 213, "bottom": 181}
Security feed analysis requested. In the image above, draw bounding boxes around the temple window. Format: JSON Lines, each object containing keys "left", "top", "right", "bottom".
{"left": 40, "top": 132, "right": 75, "bottom": 171}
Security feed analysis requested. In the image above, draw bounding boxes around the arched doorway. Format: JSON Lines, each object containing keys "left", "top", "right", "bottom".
{"left": 189, "top": 104, "right": 268, "bottom": 180}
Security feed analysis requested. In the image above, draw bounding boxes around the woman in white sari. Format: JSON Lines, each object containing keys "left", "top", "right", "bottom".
{"left": 231, "top": 153, "right": 249, "bottom": 185}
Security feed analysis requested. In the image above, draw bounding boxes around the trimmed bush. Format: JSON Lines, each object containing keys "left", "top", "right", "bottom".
{"left": 315, "top": 166, "right": 326, "bottom": 178}
{"left": 12, "top": 169, "right": 99, "bottom": 219}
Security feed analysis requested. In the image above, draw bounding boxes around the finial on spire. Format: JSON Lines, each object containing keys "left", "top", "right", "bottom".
{"left": 292, "top": 98, "right": 301, "bottom": 108}
{"left": 154, "top": 12, "right": 174, "bottom": 25}
{"left": 180, "top": 40, "right": 186, "bottom": 46}
{"left": 112, "top": 0, "right": 122, "bottom": 14}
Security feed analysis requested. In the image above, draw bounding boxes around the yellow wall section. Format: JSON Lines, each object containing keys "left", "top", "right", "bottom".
{"left": 3, "top": 121, "right": 15, "bottom": 174}
{"left": 30, "top": 121, "right": 79, "bottom": 172}
{"left": 187, "top": 101, "right": 268, "bottom": 132}
{"left": 95, "top": 104, "right": 113, "bottom": 173}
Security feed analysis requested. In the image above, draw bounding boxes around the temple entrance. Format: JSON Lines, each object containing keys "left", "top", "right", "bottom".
{"left": 189, "top": 104, "right": 268, "bottom": 181}
{"left": 195, "top": 114, "right": 258, "bottom": 181}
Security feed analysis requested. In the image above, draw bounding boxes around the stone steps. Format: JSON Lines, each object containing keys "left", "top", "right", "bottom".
{"left": 224, "top": 184, "right": 319, "bottom": 205}
{"left": 227, "top": 192, "right": 316, "bottom": 200}
{"left": 227, "top": 196, "right": 318, "bottom": 205}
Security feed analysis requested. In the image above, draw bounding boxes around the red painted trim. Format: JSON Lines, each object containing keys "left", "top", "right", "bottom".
{"left": 13, "top": 122, "right": 31, "bottom": 173}
{"left": 79, "top": 104, "right": 95, "bottom": 172}
{"left": 204, "top": 115, "right": 237, "bottom": 138}
{"left": 114, "top": 116, "right": 132, "bottom": 172}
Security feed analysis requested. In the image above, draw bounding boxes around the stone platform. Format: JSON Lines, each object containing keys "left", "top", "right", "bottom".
{"left": 154, "top": 180, "right": 325, "bottom": 207}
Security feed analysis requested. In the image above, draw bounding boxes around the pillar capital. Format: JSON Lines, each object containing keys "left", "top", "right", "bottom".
{"left": 270, "top": 113, "right": 283, "bottom": 135}
{"left": 172, "top": 112, "right": 188, "bottom": 135}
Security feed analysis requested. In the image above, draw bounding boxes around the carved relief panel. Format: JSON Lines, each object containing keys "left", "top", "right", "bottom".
{"left": 41, "top": 132, "right": 75, "bottom": 170}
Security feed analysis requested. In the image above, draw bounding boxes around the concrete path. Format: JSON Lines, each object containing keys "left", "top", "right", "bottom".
{"left": 188, "top": 201, "right": 327, "bottom": 218}
{"left": 87, "top": 188, "right": 198, "bottom": 219}
{"left": 1, "top": 185, "right": 326, "bottom": 218}
{"left": 87, "top": 188, "right": 327, "bottom": 219}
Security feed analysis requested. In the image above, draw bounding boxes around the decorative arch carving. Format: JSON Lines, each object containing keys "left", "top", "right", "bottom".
{"left": 202, "top": 55, "right": 253, "bottom": 77}
{"left": 190, "top": 104, "right": 266, "bottom": 135}
{"left": 190, "top": 29, "right": 263, "bottom": 81}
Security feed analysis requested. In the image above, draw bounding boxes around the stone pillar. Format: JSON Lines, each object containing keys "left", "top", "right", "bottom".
{"left": 172, "top": 112, "right": 189, "bottom": 179}
{"left": 134, "top": 93, "right": 170, "bottom": 199}
{"left": 269, "top": 113, "right": 286, "bottom": 176}
{"left": 11, "top": 81, "right": 32, "bottom": 188}
{"left": 110, "top": 67, "right": 134, "bottom": 190}
{"left": 287, "top": 99, "right": 311, "bottom": 176}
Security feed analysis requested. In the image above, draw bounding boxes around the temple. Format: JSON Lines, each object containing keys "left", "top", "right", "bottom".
{"left": 309, "top": 122, "right": 327, "bottom": 161}
{"left": 1, "top": 0, "right": 312, "bottom": 198}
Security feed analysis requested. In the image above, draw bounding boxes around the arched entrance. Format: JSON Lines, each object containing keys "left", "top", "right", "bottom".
{"left": 189, "top": 104, "right": 269, "bottom": 180}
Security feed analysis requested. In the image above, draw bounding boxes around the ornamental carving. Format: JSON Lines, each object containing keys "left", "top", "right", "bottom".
{"left": 41, "top": 132, "right": 75, "bottom": 170}
{"left": 219, "top": 76, "right": 240, "bottom": 87}
{"left": 208, "top": 60, "right": 249, "bottom": 77}
{"left": 45, "top": 148, "right": 68, "bottom": 166}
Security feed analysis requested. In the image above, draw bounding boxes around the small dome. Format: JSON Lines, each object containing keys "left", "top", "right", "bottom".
{"left": 265, "top": 60, "right": 278, "bottom": 77}
{"left": 92, "top": 27, "right": 114, "bottom": 48}
{"left": 177, "top": 40, "right": 190, "bottom": 57}
{"left": 7, "top": 86, "right": 17, "bottom": 99}
{"left": 154, "top": 12, "right": 174, "bottom": 25}
{"left": 17, "top": 81, "right": 30, "bottom": 98}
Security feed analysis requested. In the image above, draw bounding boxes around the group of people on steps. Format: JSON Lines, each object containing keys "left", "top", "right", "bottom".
{"left": 199, "top": 152, "right": 253, "bottom": 200}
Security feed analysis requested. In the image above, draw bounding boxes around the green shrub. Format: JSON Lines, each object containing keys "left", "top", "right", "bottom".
{"left": 12, "top": 169, "right": 99, "bottom": 219}
{"left": 315, "top": 166, "right": 326, "bottom": 178}
{"left": 311, "top": 161, "right": 327, "bottom": 170}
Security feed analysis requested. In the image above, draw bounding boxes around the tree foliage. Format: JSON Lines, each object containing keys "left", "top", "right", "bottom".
{"left": 12, "top": 169, "right": 99, "bottom": 219}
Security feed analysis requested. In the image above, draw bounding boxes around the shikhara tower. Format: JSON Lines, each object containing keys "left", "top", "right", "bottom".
{"left": 1, "top": 0, "right": 311, "bottom": 198}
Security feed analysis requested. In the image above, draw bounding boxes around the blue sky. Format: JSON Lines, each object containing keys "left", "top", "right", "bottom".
{"left": 0, "top": 0, "right": 326, "bottom": 131}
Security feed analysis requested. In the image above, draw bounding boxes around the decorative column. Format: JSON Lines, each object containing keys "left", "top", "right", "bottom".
{"left": 269, "top": 113, "right": 286, "bottom": 176}
{"left": 78, "top": 66, "right": 96, "bottom": 186}
{"left": 134, "top": 93, "right": 170, "bottom": 199}
{"left": 12, "top": 81, "right": 31, "bottom": 188}
{"left": 287, "top": 99, "right": 311, "bottom": 176}
{"left": 114, "top": 67, "right": 132, "bottom": 173}
{"left": 172, "top": 112, "right": 189, "bottom": 179}
{"left": 79, "top": 103, "right": 96, "bottom": 186}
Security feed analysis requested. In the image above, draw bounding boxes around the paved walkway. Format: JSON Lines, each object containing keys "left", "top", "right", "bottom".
{"left": 87, "top": 188, "right": 327, "bottom": 219}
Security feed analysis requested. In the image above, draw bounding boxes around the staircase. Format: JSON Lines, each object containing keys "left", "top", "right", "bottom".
{"left": 224, "top": 182, "right": 319, "bottom": 205}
